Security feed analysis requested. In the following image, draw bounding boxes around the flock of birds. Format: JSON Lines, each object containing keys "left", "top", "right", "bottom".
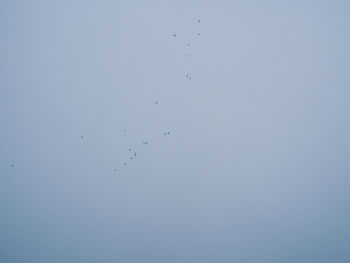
{"left": 10, "top": 19, "right": 202, "bottom": 175}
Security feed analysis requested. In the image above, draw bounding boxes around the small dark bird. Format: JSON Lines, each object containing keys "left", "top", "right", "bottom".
{"left": 134, "top": 152, "right": 137, "bottom": 156}
{"left": 155, "top": 101, "right": 158, "bottom": 104}
{"left": 198, "top": 20, "right": 201, "bottom": 23}
{"left": 167, "top": 132, "right": 170, "bottom": 135}
{"left": 198, "top": 33, "right": 201, "bottom": 36}
{"left": 187, "top": 43, "right": 191, "bottom": 47}
{"left": 186, "top": 74, "right": 189, "bottom": 78}
{"left": 11, "top": 164, "right": 15, "bottom": 168}
{"left": 114, "top": 168, "right": 117, "bottom": 172}
{"left": 189, "top": 77, "right": 192, "bottom": 80}
{"left": 80, "top": 135, "right": 83, "bottom": 139}
{"left": 164, "top": 132, "right": 167, "bottom": 135}
{"left": 124, "top": 163, "right": 127, "bottom": 166}
{"left": 130, "top": 157, "right": 133, "bottom": 160}
{"left": 129, "top": 148, "right": 132, "bottom": 151}
{"left": 173, "top": 34, "right": 176, "bottom": 37}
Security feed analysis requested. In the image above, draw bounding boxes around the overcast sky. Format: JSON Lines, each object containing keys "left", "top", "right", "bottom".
{"left": 1, "top": 1, "right": 350, "bottom": 262}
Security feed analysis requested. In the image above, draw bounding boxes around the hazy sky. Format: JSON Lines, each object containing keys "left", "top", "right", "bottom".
{"left": 1, "top": 1, "right": 350, "bottom": 262}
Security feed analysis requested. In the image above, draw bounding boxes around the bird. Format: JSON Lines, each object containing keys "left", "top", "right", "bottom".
{"left": 130, "top": 157, "right": 133, "bottom": 160}
{"left": 173, "top": 34, "right": 176, "bottom": 37}
{"left": 198, "top": 33, "right": 201, "bottom": 36}
{"left": 11, "top": 164, "right": 14, "bottom": 168}
{"left": 198, "top": 20, "right": 201, "bottom": 23}
{"left": 155, "top": 101, "right": 158, "bottom": 104}
{"left": 123, "top": 163, "right": 127, "bottom": 166}
{"left": 187, "top": 43, "right": 191, "bottom": 47}
{"left": 134, "top": 152, "right": 137, "bottom": 156}
{"left": 129, "top": 148, "right": 132, "bottom": 151}
{"left": 186, "top": 74, "right": 189, "bottom": 78}
{"left": 167, "top": 132, "right": 170, "bottom": 135}
{"left": 80, "top": 135, "right": 83, "bottom": 139}
{"left": 114, "top": 168, "right": 117, "bottom": 172}
{"left": 164, "top": 132, "right": 167, "bottom": 135}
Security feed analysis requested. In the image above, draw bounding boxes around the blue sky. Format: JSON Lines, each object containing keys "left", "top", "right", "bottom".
{"left": 1, "top": 1, "right": 350, "bottom": 262}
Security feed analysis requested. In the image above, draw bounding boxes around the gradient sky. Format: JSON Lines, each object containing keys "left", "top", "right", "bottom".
{"left": 1, "top": 1, "right": 350, "bottom": 262}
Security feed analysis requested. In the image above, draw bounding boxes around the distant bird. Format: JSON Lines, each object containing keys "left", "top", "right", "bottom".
{"left": 130, "top": 157, "right": 133, "bottom": 160}
{"left": 189, "top": 77, "right": 192, "bottom": 80}
{"left": 134, "top": 152, "right": 137, "bottom": 156}
{"left": 198, "top": 33, "right": 201, "bottom": 36}
{"left": 167, "top": 132, "right": 170, "bottom": 135}
{"left": 155, "top": 101, "right": 158, "bottom": 104}
{"left": 198, "top": 20, "right": 201, "bottom": 23}
{"left": 164, "top": 132, "right": 167, "bottom": 135}
{"left": 186, "top": 74, "right": 189, "bottom": 78}
{"left": 80, "top": 135, "right": 83, "bottom": 139}
{"left": 11, "top": 164, "right": 14, "bottom": 168}
{"left": 143, "top": 141, "right": 148, "bottom": 145}
{"left": 187, "top": 43, "right": 191, "bottom": 47}
{"left": 129, "top": 148, "right": 132, "bottom": 151}
{"left": 124, "top": 163, "right": 127, "bottom": 166}
{"left": 173, "top": 34, "right": 176, "bottom": 37}
{"left": 114, "top": 168, "right": 117, "bottom": 172}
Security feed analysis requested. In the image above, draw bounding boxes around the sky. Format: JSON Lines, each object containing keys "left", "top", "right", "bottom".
{"left": 1, "top": 0, "right": 350, "bottom": 262}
